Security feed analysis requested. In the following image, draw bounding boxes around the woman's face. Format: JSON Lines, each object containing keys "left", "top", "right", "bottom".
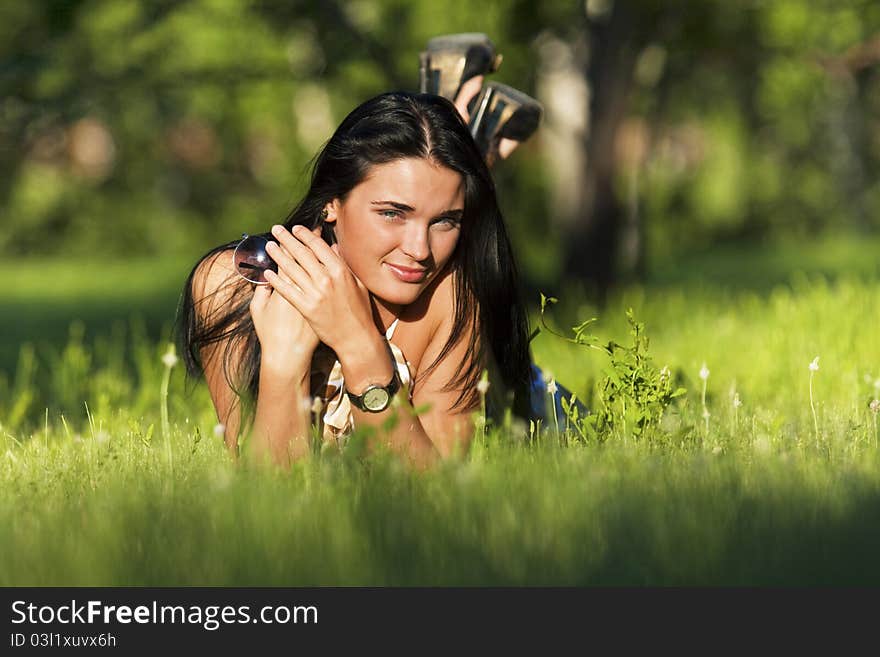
{"left": 325, "top": 157, "right": 465, "bottom": 316}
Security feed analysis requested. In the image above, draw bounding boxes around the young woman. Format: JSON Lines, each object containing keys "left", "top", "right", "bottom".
{"left": 177, "top": 91, "right": 533, "bottom": 468}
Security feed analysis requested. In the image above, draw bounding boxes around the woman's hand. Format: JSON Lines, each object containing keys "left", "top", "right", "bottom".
{"left": 249, "top": 261, "right": 320, "bottom": 373}
{"left": 263, "top": 224, "right": 377, "bottom": 358}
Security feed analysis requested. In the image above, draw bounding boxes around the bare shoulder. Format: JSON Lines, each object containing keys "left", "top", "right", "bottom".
{"left": 191, "top": 248, "right": 237, "bottom": 300}
{"left": 191, "top": 249, "right": 248, "bottom": 323}
{"left": 189, "top": 248, "right": 250, "bottom": 450}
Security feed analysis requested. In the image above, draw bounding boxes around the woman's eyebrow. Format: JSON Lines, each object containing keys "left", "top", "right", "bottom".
{"left": 371, "top": 200, "right": 463, "bottom": 217}
{"left": 371, "top": 200, "right": 415, "bottom": 211}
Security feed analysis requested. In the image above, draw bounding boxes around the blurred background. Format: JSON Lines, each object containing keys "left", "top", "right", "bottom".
{"left": 3, "top": 0, "right": 880, "bottom": 376}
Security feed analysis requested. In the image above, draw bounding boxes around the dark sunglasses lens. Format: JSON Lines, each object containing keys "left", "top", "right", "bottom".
{"left": 233, "top": 235, "right": 277, "bottom": 284}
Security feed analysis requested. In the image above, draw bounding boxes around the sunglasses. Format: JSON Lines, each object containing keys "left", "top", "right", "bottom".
{"left": 232, "top": 233, "right": 278, "bottom": 285}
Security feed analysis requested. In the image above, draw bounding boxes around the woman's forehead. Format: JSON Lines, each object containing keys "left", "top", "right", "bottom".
{"left": 354, "top": 158, "right": 464, "bottom": 207}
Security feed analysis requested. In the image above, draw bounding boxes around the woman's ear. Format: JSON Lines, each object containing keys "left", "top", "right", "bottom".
{"left": 322, "top": 200, "right": 341, "bottom": 224}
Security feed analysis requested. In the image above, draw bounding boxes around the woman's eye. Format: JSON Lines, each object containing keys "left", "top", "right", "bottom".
{"left": 432, "top": 217, "right": 461, "bottom": 230}
{"left": 380, "top": 210, "right": 404, "bottom": 221}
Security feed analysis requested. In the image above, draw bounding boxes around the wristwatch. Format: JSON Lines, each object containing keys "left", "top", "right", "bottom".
{"left": 346, "top": 344, "right": 401, "bottom": 413}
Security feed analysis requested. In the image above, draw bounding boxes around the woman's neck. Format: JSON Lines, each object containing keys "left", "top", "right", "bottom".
{"left": 371, "top": 297, "right": 402, "bottom": 333}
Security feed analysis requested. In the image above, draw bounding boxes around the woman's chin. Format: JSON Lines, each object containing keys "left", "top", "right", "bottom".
{"left": 371, "top": 284, "right": 423, "bottom": 308}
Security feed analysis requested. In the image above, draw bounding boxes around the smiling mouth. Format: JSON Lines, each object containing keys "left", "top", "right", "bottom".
{"left": 384, "top": 263, "right": 428, "bottom": 283}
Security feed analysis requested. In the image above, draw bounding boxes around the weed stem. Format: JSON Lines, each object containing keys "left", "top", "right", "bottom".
{"left": 160, "top": 355, "right": 175, "bottom": 482}
{"left": 809, "top": 370, "right": 820, "bottom": 449}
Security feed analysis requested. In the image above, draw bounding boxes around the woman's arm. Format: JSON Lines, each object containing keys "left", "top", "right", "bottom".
{"left": 248, "top": 352, "right": 312, "bottom": 467}
{"left": 337, "top": 276, "right": 479, "bottom": 466}
{"left": 192, "top": 251, "right": 317, "bottom": 466}
{"left": 336, "top": 333, "right": 440, "bottom": 468}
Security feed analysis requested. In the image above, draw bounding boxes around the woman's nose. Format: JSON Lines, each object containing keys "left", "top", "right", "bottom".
{"left": 401, "top": 224, "right": 430, "bottom": 262}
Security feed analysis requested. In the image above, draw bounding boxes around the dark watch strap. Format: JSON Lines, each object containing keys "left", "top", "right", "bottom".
{"left": 346, "top": 341, "right": 401, "bottom": 412}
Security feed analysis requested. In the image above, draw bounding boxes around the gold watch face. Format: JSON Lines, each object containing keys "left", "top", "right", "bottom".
{"left": 363, "top": 387, "right": 390, "bottom": 411}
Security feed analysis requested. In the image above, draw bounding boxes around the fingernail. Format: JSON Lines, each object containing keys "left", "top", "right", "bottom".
{"left": 271, "top": 225, "right": 282, "bottom": 235}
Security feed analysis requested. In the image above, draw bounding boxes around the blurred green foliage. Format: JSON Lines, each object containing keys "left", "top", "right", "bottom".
{"left": 1, "top": 0, "right": 548, "bottom": 265}
{"left": 2, "top": 0, "right": 880, "bottom": 286}
{"left": 636, "top": 0, "right": 880, "bottom": 262}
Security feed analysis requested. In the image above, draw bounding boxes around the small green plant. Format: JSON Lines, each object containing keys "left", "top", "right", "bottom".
{"left": 537, "top": 297, "right": 686, "bottom": 443}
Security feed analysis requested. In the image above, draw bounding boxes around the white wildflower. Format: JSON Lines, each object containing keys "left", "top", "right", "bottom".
{"left": 699, "top": 363, "right": 710, "bottom": 381}
{"left": 871, "top": 399, "right": 880, "bottom": 415}
{"left": 476, "top": 379, "right": 490, "bottom": 395}
{"left": 213, "top": 423, "right": 226, "bottom": 439}
{"left": 733, "top": 393, "right": 742, "bottom": 408}
{"left": 311, "top": 396, "right": 324, "bottom": 415}
{"left": 161, "top": 344, "right": 179, "bottom": 369}
{"left": 702, "top": 407, "right": 711, "bottom": 419}
{"left": 808, "top": 357, "right": 820, "bottom": 447}
{"left": 546, "top": 378, "right": 558, "bottom": 396}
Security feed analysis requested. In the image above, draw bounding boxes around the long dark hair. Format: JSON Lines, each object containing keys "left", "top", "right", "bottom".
{"left": 176, "top": 91, "right": 532, "bottom": 433}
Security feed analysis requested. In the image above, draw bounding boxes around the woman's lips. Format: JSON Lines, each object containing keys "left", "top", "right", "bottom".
{"left": 384, "top": 263, "right": 428, "bottom": 283}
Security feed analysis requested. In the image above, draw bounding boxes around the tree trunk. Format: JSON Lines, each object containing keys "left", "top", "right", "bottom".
{"left": 563, "top": 3, "right": 639, "bottom": 301}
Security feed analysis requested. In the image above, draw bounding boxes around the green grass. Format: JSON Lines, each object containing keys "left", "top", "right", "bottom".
{"left": 3, "top": 237, "right": 880, "bottom": 585}
{"left": 0, "top": 256, "right": 194, "bottom": 376}
{"left": 646, "top": 232, "right": 880, "bottom": 290}
{"left": 4, "top": 436, "right": 880, "bottom": 585}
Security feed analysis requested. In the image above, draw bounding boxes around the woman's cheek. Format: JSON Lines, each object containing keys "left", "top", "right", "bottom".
{"left": 436, "top": 232, "right": 460, "bottom": 265}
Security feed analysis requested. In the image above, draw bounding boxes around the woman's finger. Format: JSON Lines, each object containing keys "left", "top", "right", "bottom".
{"left": 332, "top": 243, "right": 370, "bottom": 300}
{"left": 264, "top": 269, "right": 308, "bottom": 309}
{"left": 249, "top": 281, "right": 272, "bottom": 313}
{"left": 271, "top": 225, "right": 324, "bottom": 275}
{"left": 288, "top": 225, "right": 341, "bottom": 271}
{"left": 266, "top": 239, "right": 320, "bottom": 295}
